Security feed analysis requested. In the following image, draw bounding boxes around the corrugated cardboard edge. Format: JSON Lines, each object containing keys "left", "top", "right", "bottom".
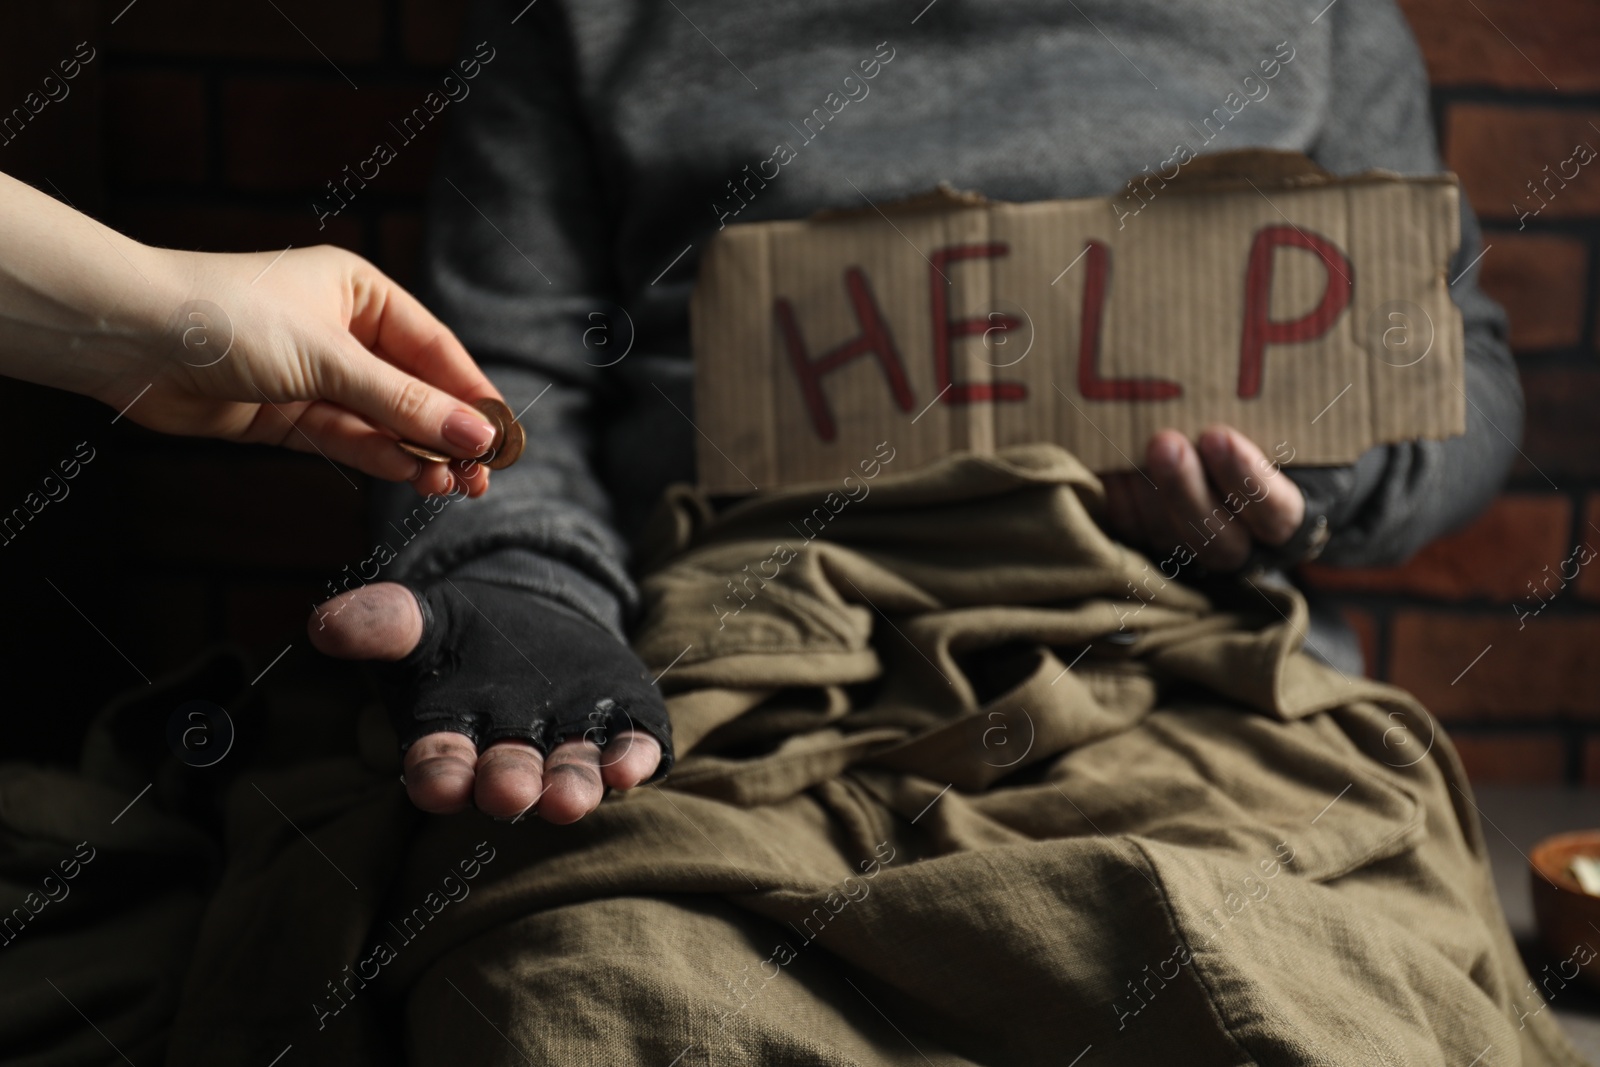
{"left": 689, "top": 224, "right": 777, "bottom": 493}
{"left": 802, "top": 151, "right": 1457, "bottom": 222}
{"left": 809, "top": 181, "right": 990, "bottom": 221}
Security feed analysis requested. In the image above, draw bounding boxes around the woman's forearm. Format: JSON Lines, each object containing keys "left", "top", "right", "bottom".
{"left": 0, "top": 169, "right": 507, "bottom": 497}
{"left": 0, "top": 170, "right": 183, "bottom": 403}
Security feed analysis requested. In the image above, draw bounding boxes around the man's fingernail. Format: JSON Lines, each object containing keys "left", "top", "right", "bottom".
{"left": 442, "top": 411, "right": 496, "bottom": 453}
{"left": 1199, "top": 430, "right": 1232, "bottom": 462}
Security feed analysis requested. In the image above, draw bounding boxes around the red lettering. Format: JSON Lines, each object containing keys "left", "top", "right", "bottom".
{"left": 1075, "top": 240, "right": 1182, "bottom": 401}
{"left": 930, "top": 243, "right": 1026, "bottom": 403}
{"left": 1237, "top": 225, "right": 1353, "bottom": 399}
{"left": 777, "top": 267, "right": 914, "bottom": 441}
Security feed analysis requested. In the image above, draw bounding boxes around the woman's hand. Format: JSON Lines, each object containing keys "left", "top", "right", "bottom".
{"left": 0, "top": 171, "right": 497, "bottom": 497}
{"left": 1101, "top": 425, "right": 1304, "bottom": 572}
{"left": 106, "top": 245, "right": 500, "bottom": 497}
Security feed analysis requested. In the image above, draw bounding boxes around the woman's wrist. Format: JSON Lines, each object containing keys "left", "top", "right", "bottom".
{"left": 0, "top": 171, "right": 189, "bottom": 403}
{"left": 19, "top": 239, "right": 190, "bottom": 403}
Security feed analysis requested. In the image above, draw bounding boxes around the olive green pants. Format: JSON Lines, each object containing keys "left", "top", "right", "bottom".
{"left": 3, "top": 446, "right": 1582, "bottom": 1066}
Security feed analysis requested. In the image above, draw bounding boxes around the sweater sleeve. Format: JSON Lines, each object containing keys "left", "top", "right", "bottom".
{"left": 376, "top": 1, "right": 636, "bottom": 638}
{"left": 1287, "top": 0, "right": 1522, "bottom": 566}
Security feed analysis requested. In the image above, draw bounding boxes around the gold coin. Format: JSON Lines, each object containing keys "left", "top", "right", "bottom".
{"left": 394, "top": 398, "right": 526, "bottom": 471}
{"left": 474, "top": 397, "right": 525, "bottom": 470}
{"left": 493, "top": 418, "right": 526, "bottom": 470}
{"left": 396, "top": 440, "right": 452, "bottom": 463}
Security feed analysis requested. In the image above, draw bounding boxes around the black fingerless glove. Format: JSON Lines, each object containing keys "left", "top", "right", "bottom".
{"left": 374, "top": 578, "right": 673, "bottom": 782}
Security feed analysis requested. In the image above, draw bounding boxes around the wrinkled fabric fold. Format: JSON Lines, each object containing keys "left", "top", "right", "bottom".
{"left": 2, "top": 444, "right": 1580, "bottom": 1066}
{"left": 371, "top": 445, "right": 1577, "bottom": 1065}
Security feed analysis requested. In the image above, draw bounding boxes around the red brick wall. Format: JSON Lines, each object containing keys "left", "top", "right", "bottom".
{"left": 1301, "top": 0, "right": 1600, "bottom": 784}
{"left": 3, "top": 1, "right": 1595, "bottom": 782}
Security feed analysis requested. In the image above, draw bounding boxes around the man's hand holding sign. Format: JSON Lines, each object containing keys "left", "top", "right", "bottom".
{"left": 1103, "top": 426, "right": 1307, "bottom": 573}
{"left": 691, "top": 151, "right": 1462, "bottom": 573}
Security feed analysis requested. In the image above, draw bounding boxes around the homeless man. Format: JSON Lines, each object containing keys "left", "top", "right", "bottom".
{"left": 188, "top": 0, "right": 1575, "bottom": 1063}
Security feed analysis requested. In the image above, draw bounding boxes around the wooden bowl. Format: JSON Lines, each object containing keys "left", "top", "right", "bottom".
{"left": 1529, "top": 830, "right": 1600, "bottom": 994}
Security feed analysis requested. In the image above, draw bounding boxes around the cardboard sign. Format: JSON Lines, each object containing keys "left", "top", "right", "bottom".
{"left": 689, "top": 151, "right": 1464, "bottom": 495}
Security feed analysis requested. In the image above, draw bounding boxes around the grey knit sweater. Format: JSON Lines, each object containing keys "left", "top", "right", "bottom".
{"left": 381, "top": 0, "right": 1519, "bottom": 671}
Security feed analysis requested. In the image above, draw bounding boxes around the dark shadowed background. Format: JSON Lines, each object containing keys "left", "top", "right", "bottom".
{"left": 1, "top": 0, "right": 1596, "bottom": 784}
